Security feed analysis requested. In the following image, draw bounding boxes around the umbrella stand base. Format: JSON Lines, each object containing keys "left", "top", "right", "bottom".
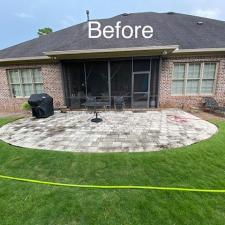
{"left": 91, "top": 112, "right": 103, "bottom": 123}
{"left": 91, "top": 118, "right": 103, "bottom": 123}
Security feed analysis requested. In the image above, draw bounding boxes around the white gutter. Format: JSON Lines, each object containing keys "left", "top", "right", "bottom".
{"left": 44, "top": 45, "right": 179, "bottom": 56}
{"left": 173, "top": 48, "right": 225, "bottom": 54}
{"left": 0, "top": 56, "right": 50, "bottom": 63}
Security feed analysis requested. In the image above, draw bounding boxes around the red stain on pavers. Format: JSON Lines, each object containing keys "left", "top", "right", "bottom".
{"left": 167, "top": 115, "right": 188, "bottom": 123}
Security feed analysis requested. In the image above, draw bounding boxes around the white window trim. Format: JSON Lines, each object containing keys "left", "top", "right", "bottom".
{"left": 7, "top": 68, "right": 43, "bottom": 98}
{"left": 171, "top": 62, "right": 218, "bottom": 96}
{"left": 171, "top": 63, "right": 186, "bottom": 95}
{"left": 185, "top": 63, "right": 201, "bottom": 96}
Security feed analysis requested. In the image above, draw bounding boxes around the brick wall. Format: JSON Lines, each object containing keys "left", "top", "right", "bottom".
{"left": 0, "top": 63, "right": 65, "bottom": 112}
{"left": 159, "top": 55, "right": 225, "bottom": 108}
{"left": 1, "top": 56, "right": 225, "bottom": 113}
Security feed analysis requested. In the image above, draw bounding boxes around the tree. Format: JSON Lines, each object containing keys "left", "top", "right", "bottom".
{"left": 38, "top": 27, "right": 53, "bottom": 36}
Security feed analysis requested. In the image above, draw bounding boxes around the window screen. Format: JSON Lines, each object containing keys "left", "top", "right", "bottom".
{"left": 8, "top": 68, "right": 43, "bottom": 97}
{"left": 172, "top": 63, "right": 185, "bottom": 95}
{"left": 201, "top": 63, "right": 216, "bottom": 94}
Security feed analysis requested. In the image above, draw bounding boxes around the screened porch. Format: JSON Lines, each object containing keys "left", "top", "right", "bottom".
{"left": 62, "top": 57, "right": 160, "bottom": 109}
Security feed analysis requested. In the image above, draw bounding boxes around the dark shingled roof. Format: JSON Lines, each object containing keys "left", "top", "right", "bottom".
{"left": 1, "top": 12, "right": 225, "bottom": 59}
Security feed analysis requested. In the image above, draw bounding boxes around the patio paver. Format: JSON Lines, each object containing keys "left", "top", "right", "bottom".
{"left": 0, "top": 109, "right": 218, "bottom": 152}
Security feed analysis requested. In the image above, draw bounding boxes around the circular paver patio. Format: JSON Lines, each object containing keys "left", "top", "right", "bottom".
{"left": 0, "top": 109, "right": 218, "bottom": 152}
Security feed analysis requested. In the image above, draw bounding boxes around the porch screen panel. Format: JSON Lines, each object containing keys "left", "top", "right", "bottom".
{"left": 133, "top": 59, "right": 150, "bottom": 72}
{"left": 65, "top": 63, "right": 86, "bottom": 97}
{"left": 110, "top": 60, "right": 132, "bottom": 96}
{"left": 85, "top": 61, "right": 108, "bottom": 97}
{"left": 150, "top": 59, "right": 159, "bottom": 107}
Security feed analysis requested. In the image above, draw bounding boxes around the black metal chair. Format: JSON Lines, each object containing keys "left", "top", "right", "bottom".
{"left": 85, "top": 97, "right": 96, "bottom": 110}
{"left": 86, "top": 96, "right": 96, "bottom": 103}
{"left": 70, "top": 96, "right": 81, "bottom": 109}
{"left": 97, "top": 96, "right": 111, "bottom": 110}
{"left": 202, "top": 97, "right": 225, "bottom": 113}
{"left": 202, "top": 97, "right": 219, "bottom": 112}
{"left": 114, "top": 96, "right": 125, "bottom": 111}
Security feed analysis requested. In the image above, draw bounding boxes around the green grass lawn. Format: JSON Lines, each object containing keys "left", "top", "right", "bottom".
{"left": 0, "top": 117, "right": 225, "bottom": 225}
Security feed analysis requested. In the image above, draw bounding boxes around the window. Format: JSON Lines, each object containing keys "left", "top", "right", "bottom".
{"left": 8, "top": 68, "right": 43, "bottom": 97}
{"left": 186, "top": 63, "right": 201, "bottom": 94}
{"left": 171, "top": 63, "right": 185, "bottom": 95}
{"left": 172, "top": 62, "right": 217, "bottom": 95}
{"left": 202, "top": 63, "right": 216, "bottom": 94}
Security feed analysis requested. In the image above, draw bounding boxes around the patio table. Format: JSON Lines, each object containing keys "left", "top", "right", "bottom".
{"left": 82, "top": 102, "right": 108, "bottom": 123}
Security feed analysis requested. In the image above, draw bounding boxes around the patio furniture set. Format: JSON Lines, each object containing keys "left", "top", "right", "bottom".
{"left": 82, "top": 96, "right": 125, "bottom": 122}
{"left": 28, "top": 94, "right": 126, "bottom": 122}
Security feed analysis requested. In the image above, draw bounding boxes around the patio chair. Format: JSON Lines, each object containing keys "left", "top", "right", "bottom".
{"left": 202, "top": 97, "right": 219, "bottom": 112}
{"left": 86, "top": 96, "right": 96, "bottom": 103}
{"left": 70, "top": 96, "right": 81, "bottom": 109}
{"left": 97, "top": 96, "right": 111, "bottom": 110}
{"left": 85, "top": 97, "right": 96, "bottom": 110}
{"left": 114, "top": 96, "right": 125, "bottom": 111}
{"left": 202, "top": 97, "right": 225, "bottom": 115}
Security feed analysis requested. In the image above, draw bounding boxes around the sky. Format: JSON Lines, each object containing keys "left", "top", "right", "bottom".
{"left": 0, "top": 0, "right": 225, "bottom": 50}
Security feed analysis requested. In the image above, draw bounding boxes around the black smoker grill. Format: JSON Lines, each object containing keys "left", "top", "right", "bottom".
{"left": 28, "top": 93, "right": 54, "bottom": 118}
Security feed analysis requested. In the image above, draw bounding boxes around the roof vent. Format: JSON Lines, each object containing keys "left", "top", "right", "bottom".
{"left": 121, "top": 13, "right": 130, "bottom": 16}
{"left": 167, "top": 12, "right": 175, "bottom": 15}
{"left": 197, "top": 21, "right": 204, "bottom": 25}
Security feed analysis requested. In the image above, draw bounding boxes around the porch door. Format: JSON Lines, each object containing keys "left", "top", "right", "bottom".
{"left": 132, "top": 72, "right": 150, "bottom": 108}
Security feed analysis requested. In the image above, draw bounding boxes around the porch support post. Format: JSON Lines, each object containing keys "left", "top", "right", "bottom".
{"left": 108, "top": 60, "right": 111, "bottom": 107}
{"left": 83, "top": 62, "right": 88, "bottom": 97}
{"left": 148, "top": 58, "right": 152, "bottom": 108}
{"left": 157, "top": 57, "right": 162, "bottom": 108}
{"left": 131, "top": 57, "right": 134, "bottom": 108}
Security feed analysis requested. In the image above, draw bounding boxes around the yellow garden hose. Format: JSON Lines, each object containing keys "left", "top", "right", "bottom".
{"left": 0, "top": 174, "right": 225, "bottom": 193}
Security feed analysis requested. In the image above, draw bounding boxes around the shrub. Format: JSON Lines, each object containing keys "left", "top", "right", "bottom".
{"left": 21, "top": 102, "right": 32, "bottom": 111}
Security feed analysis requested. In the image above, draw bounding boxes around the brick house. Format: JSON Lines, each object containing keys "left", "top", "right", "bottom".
{"left": 0, "top": 12, "right": 225, "bottom": 112}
